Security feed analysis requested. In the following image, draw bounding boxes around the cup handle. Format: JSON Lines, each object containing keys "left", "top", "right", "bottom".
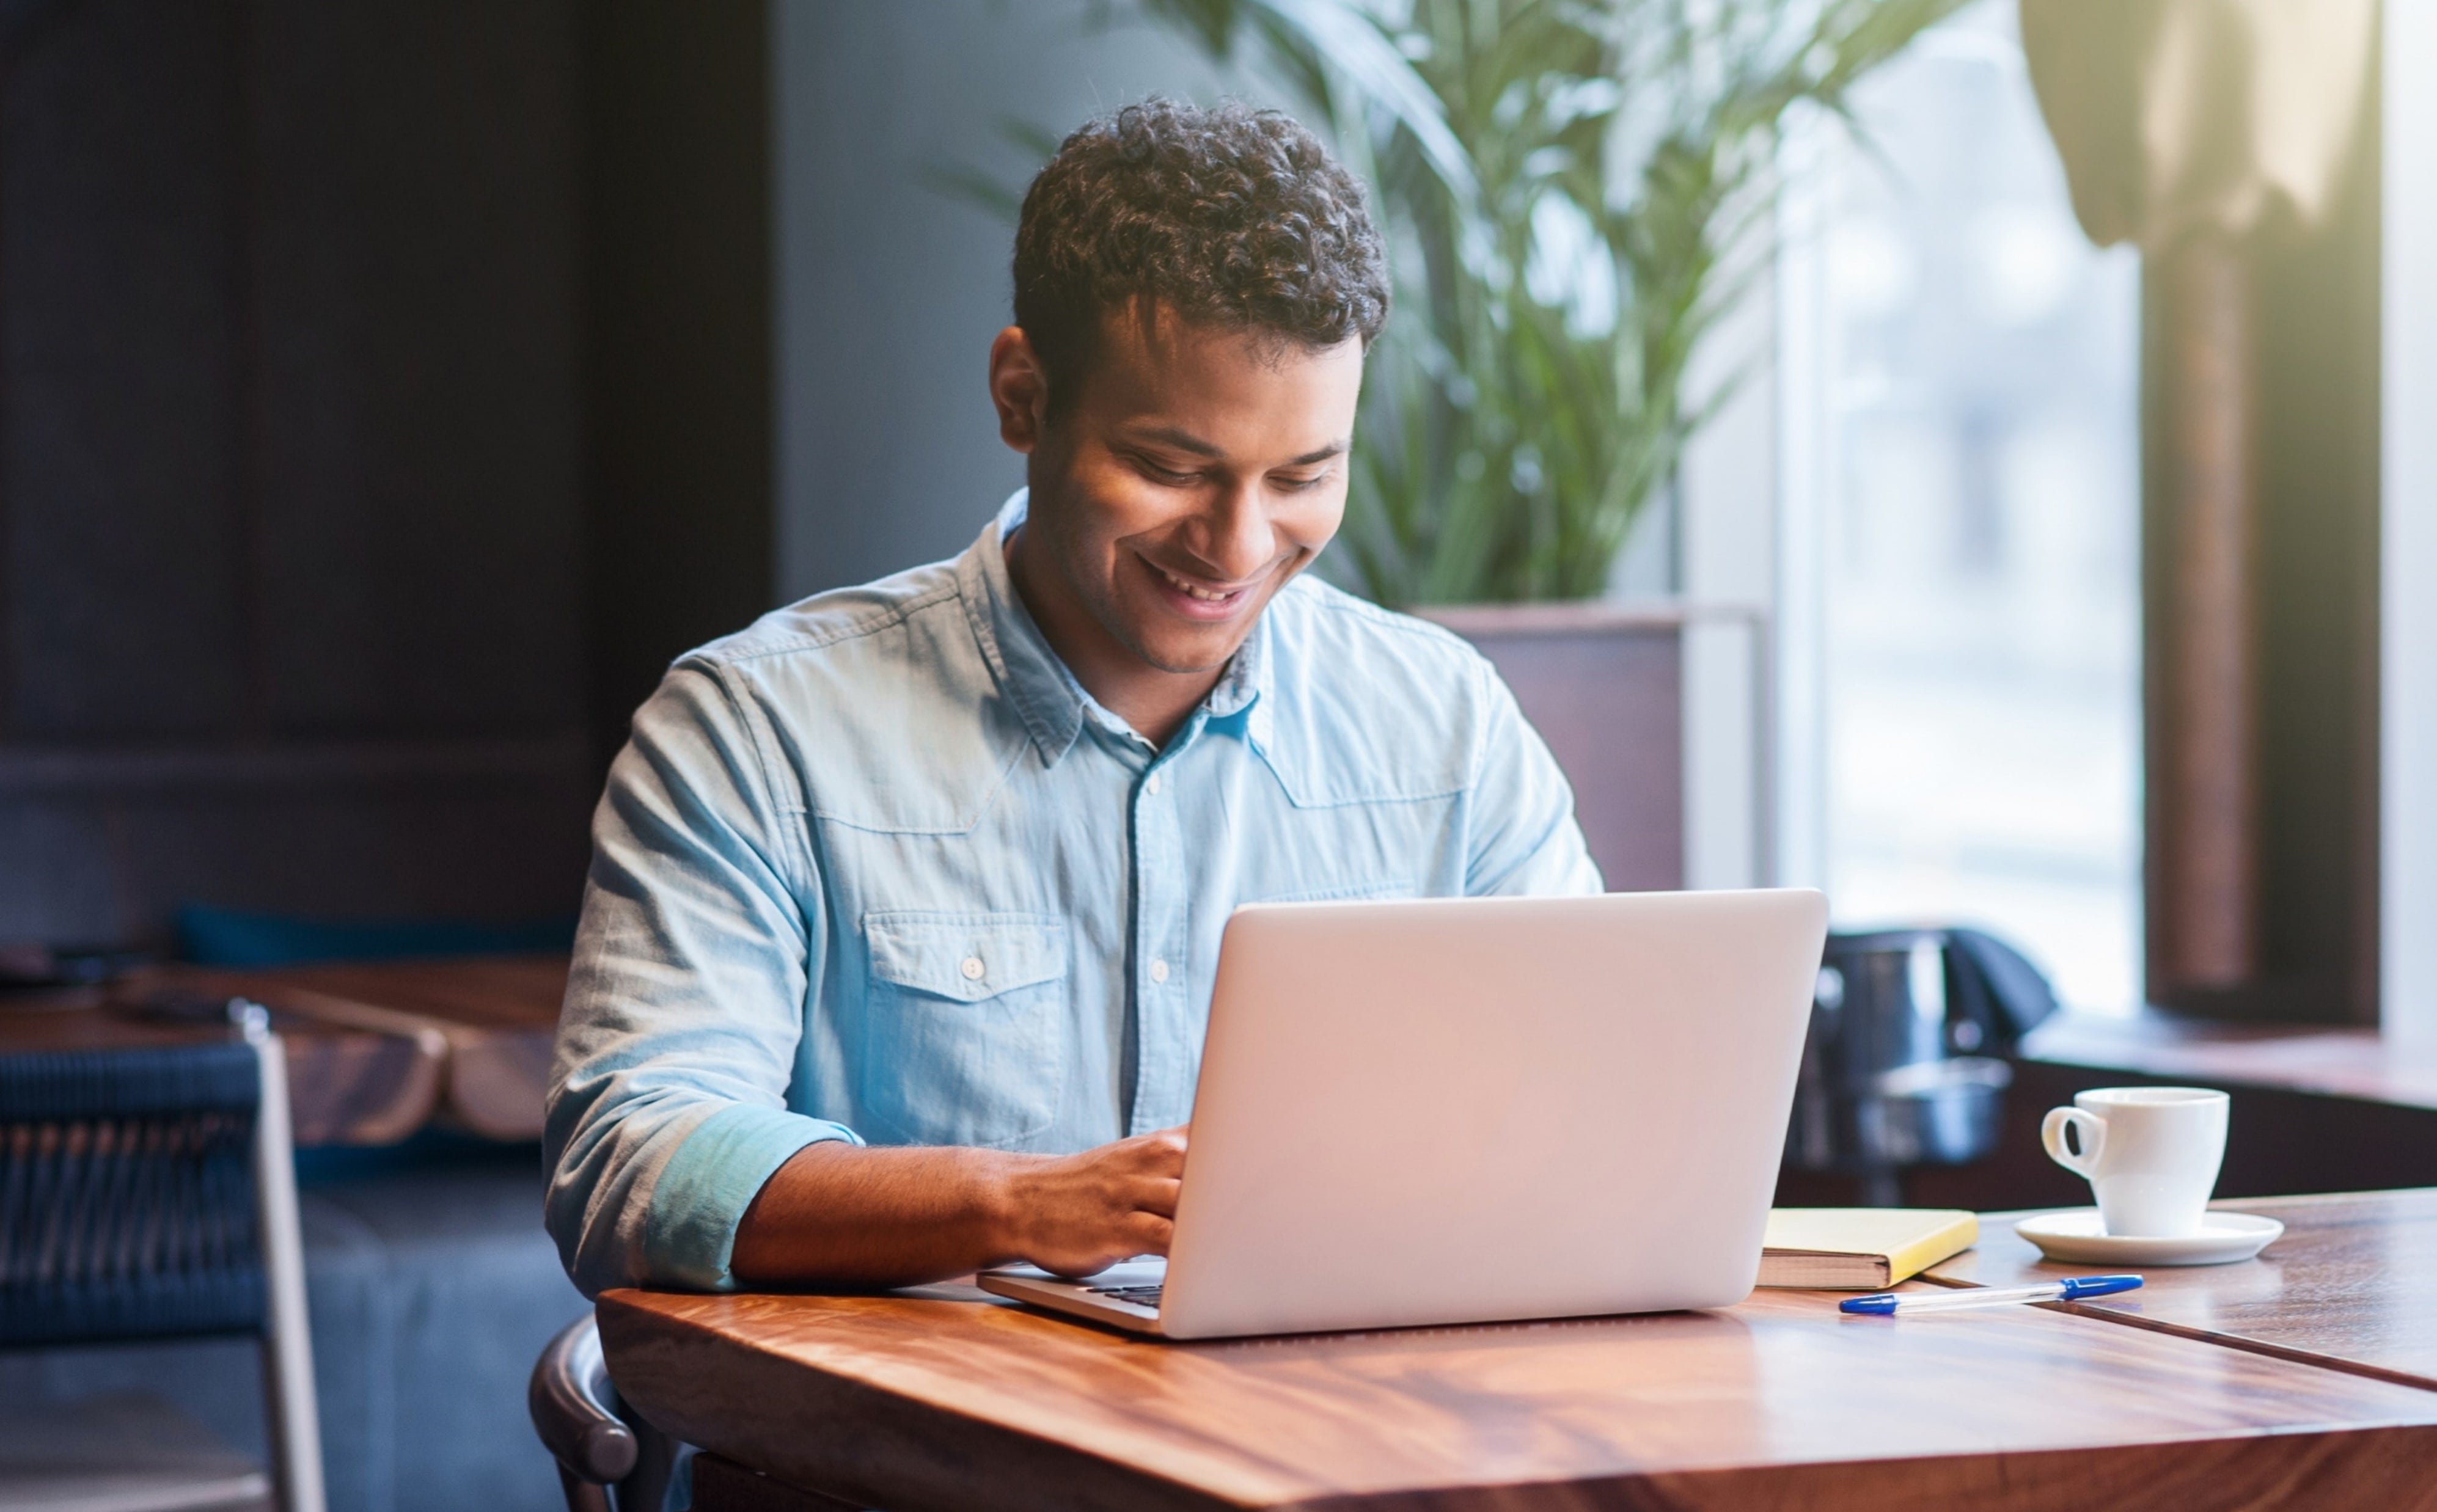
{"left": 2041, "top": 1106, "right": 2106, "bottom": 1178}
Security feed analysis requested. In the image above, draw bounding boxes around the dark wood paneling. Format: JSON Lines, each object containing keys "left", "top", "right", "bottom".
{"left": 0, "top": 732, "right": 590, "bottom": 940}
{"left": 0, "top": 1, "right": 598, "bottom": 946}
{"left": 246, "top": 0, "right": 582, "bottom": 738}
{"left": 579, "top": 0, "right": 773, "bottom": 766}
{"left": 2, "top": 0, "right": 249, "bottom": 739}
{"left": 106, "top": 781, "right": 587, "bottom": 922}
{"left": 0, "top": 781, "right": 592, "bottom": 954}
{"left": 0, "top": 797, "right": 115, "bottom": 941}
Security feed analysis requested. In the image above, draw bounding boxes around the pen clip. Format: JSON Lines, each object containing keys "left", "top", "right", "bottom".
{"left": 2056, "top": 1274, "right": 2143, "bottom": 1301}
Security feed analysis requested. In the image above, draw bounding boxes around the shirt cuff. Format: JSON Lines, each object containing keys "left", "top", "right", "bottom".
{"left": 641, "top": 1102, "right": 862, "bottom": 1291}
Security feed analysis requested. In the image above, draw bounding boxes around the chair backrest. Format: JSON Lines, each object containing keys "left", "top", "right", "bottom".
{"left": 0, "top": 1018, "right": 326, "bottom": 1512}
{"left": 530, "top": 1314, "right": 637, "bottom": 1485}
{"left": 0, "top": 1039, "right": 266, "bottom": 1346}
{"left": 530, "top": 1314, "right": 675, "bottom": 1512}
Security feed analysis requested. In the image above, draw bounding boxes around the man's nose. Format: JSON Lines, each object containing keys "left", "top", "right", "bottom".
{"left": 1197, "top": 481, "right": 1277, "bottom": 580}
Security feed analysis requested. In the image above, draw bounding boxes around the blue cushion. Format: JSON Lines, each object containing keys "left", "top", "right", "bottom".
{"left": 177, "top": 905, "right": 577, "bottom": 968}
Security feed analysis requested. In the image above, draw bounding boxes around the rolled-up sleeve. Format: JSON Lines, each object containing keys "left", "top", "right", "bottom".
{"left": 544, "top": 660, "right": 857, "bottom": 1298}
{"left": 1461, "top": 658, "right": 1606, "bottom": 898}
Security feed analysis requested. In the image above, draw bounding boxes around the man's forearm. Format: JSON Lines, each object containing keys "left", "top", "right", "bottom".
{"left": 728, "top": 1125, "right": 1187, "bottom": 1289}
{"left": 730, "top": 1141, "right": 1017, "bottom": 1288}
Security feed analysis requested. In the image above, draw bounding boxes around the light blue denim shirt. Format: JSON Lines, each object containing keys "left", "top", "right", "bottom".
{"left": 544, "top": 491, "right": 1601, "bottom": 1296}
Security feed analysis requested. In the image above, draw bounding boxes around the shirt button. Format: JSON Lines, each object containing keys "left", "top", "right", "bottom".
{"left": 1149, "top": 958, "right": 1170, "bottom": 984}
{"left": 1144, "top": 772, "right": 1162, "bottom": 797}
{"left": 960, "top": 955, "right": 986, "bottom": 982}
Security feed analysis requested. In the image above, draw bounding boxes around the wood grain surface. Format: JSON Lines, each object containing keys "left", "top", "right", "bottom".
{"left": 0, "top": 955, "right": 565, "bottom": 1146}
{"left": 1927, "top": 1189, "right": 2437, "bottom": 1391}
{"left": 163, "top": 955, "right": 566, "bottom": 1141}
{"left": 0, "top": 986, "right": 444, "bottom": 1147}
{"left": 600, "top": 1280, "right": 2437, "bottom": 1512}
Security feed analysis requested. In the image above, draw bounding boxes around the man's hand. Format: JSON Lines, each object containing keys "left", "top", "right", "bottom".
{"left": 730, "top": 1125, "right": 1188, "bottom": 1290}
{"left": 995, "top": 1125, "right": 1186, "bottom": 1277}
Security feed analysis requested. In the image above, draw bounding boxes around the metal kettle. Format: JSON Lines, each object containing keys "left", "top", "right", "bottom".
{"left": 1784, "top": 927, "right": 2059, "bottom": 1204}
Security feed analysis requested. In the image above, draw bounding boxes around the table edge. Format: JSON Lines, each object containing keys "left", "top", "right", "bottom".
{"left": 1921, "top": 1191, "right": 2437, "bottom": 1397}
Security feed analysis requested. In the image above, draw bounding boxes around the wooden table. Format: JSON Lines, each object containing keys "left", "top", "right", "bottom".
{"left": 0, "top": 982, "right": 449, "bottom": 1146}
{"left": 163, "top": 956, "right": 568, "bottom": 1141}
{"left": 1927, "top": 1188, "right": 2437, "bottom": 1392}
{"left": 599, "top": 1268, "right": 2437, "bottom": 1511}
{"left": 0, "top": 955, "right": 566, "bottom": 1146}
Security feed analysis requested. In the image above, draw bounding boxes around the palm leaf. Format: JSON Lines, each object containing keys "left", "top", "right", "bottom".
{"left": 948, "top": 0, "right": 1976, "bottom": 604}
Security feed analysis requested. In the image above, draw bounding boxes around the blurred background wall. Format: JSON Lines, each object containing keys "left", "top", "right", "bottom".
{"left": 0, "top": 0, "right": 1274, "bottom": 955}
{"left": 0, "top": 0, "right": 590, "bottom": 950}
{"left": 769, "top": 3, "right": 1264, "bottom": 601}
{"left": 0, "top": 0, "right": 2411, "bottom": 1017}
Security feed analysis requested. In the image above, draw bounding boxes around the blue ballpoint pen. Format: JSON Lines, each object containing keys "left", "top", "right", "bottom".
{"left": 1839, "top": 1275, "right": 2143, "bottom": 1315}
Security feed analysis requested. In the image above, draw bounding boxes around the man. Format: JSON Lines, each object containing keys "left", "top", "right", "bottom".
{"left": 545, "top": 99, "right": 1599, "bottom": 1299}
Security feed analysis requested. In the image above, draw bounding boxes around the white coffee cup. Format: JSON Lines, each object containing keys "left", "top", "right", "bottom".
{"left": 2040, "top": 1086, "right": 2229, "bottom": 1237}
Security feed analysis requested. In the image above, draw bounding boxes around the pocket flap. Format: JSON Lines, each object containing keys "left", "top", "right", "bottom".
{"left": 863, "top": 911, "right": 1068, "bottom": 1001}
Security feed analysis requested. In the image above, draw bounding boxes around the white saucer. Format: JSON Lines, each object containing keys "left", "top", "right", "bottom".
{"left": 2015, "top": 1210, "right": 2284, "bottom": 1266}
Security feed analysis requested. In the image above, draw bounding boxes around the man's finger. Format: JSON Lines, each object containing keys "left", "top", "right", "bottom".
{"left": 1127, "top": 1175, "right": 1184, "bottom": 1216}
{"left": 1124, "top": 1213, "right": 1176, "bottom": 1255}
{"left": 1130, "top": 1131, "right": 1189, "bottom": 1171}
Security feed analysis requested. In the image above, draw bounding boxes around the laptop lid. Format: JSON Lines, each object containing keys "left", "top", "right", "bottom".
{"left": 1155, "top": 888, "right": 1827, "bottom": 1339}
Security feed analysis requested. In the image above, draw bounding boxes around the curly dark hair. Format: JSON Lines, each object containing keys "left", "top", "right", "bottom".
{"left": 1013, "top": 98, "right": 1389, "bottom": 414}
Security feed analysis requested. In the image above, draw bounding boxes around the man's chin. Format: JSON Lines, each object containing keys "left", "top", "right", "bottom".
{"left": 1132, "top": 640, "right": 1243, "bottom": 677}
{"left": 1121, "top": 619, "right": 1256, "bottom": 677}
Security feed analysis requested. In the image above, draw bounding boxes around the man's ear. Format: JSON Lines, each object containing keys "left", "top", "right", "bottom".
{"left": 989, "top": 327, "right": 1050, "bottom": 454}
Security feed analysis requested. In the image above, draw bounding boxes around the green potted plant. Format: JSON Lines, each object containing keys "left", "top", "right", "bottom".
{"left": 949, "top": 0, "right": 1965, "bottom": 882}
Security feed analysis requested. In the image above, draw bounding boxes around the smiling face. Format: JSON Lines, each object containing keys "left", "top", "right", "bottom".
{"left": 992, "top": 303, "right": 1365, "bottom": 740}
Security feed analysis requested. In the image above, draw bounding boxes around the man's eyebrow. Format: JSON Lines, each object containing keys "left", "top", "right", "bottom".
{"left": 1122, "top": 426, "right": 1349, "bottom": 468}
{"left": 1124, "top": 425, "right": 1224, "bottom": 458}
{"left": 1283, "top": 440, "right": 1350, "bottom": 467}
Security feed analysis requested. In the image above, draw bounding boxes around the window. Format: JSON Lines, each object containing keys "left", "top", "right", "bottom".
{"left": 1799, "top": 0, "right": 2142, "bottom": 1012}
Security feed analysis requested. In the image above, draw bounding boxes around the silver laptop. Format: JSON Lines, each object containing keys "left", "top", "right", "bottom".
{"left": 979, "top": 888, "right": 1827, "bottom": 1339}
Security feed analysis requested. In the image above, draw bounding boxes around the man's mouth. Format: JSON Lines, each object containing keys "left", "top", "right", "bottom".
{"left": 1146, "top": 558, "right": 1255, "bottom": 613}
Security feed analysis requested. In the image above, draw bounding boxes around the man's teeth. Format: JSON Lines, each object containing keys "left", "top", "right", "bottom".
{"left": 1157, "top": 566, "right": 1239, "bottom": 602}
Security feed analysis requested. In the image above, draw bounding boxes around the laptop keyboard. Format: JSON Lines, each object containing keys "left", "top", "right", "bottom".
{"left": 1087, "top": 1283, "right": 1164, "bottom": 1307}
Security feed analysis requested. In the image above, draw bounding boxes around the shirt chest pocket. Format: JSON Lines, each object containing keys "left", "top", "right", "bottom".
{"left": 856, "top": 911, "right": 1071, "bottom": 1149}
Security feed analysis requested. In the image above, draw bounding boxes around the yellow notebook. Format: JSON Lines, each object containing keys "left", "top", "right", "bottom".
{"left": 1756, "top": 1208, "right": 1978, "bottom": 1290}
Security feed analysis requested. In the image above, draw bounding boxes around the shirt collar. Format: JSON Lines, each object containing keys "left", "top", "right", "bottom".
{"left": 956, "top": 489, "right": 1272, "bottom": 765}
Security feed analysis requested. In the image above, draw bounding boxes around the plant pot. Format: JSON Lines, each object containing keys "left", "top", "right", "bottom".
{"left": 1418, "top": 603, "right": 1685, "bottom": 892}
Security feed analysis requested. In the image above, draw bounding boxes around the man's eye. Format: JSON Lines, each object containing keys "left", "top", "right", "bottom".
{"left": 1272, "top": 472, "right": 1330, "bottom": 492}
{"left": 1135, "top": 459, "right": 1200, "bottom": 486}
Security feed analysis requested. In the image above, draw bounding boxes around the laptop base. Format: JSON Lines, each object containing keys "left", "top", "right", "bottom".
{"left": 978, "top": 1261, "right": 1167, "bottom": 1334}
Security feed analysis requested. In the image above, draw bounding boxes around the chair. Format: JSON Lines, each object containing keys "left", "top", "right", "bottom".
{"left": 0, "top": 1001, "right": 326, "bottom": 1512}
{"left": 530, "top": 1313, "right": 676, "bottom": 1512}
